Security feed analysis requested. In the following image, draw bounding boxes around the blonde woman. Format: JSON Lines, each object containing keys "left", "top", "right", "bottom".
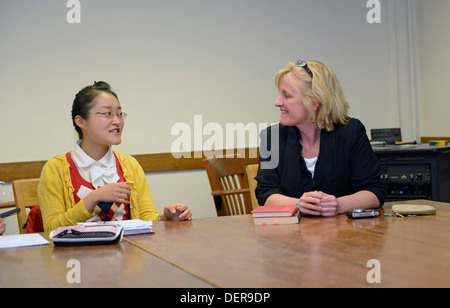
{"left": 255, "top": 60, "right": 384, "bottom": 216}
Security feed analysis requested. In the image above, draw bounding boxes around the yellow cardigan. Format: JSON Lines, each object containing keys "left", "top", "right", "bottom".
{"left": 38, "top": 151, "right": 160, "bottom": 232}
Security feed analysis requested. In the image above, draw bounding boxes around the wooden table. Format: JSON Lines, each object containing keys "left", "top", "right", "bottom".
{"left": 127, "top": 200, "right": 450, "bottom": 288}
{"left": 1, "top": 200, "right": 449, "bottom": 288}
{"left": 0, "top": 234, "right": 213, "bottom": 288}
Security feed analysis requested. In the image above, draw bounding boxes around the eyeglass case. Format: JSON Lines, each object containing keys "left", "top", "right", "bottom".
{"left": 50, "top": 224, "right": 124, "bottom": 246}
{"left": 391, "top": 204, "right": 436, "bottom": 215}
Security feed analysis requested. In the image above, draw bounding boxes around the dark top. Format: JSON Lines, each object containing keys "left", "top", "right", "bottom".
{"left": 255, "top": 118, "right": 385, "bottom": 206}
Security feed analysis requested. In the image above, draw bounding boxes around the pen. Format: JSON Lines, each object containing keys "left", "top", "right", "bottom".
{"left": 394, "top": 141, "right": 417, "bottom": 145}
{"left": 0, "top": 208, "right": 21, "bottom": 219}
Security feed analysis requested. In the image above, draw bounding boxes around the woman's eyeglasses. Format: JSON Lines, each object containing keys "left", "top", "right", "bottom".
{"left": 296, "top": 60, "right": 313, "bottom": 79}
{"left": 89, "top": 112, "right": 128, "bottom": 119}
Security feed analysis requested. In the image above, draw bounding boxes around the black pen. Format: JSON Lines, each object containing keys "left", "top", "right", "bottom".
{"left": 0, "top": 208, "right": 21, "bottom": 219}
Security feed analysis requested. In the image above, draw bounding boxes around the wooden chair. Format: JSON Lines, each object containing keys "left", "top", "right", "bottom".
{"left": 12, "top": 178, "right": 40, "bottom": 234}
{"left": 245, "top": 164, "right": 259, "bottom": 210}
{"left": 204, "top": 156, "right": 253, "bottom": 216}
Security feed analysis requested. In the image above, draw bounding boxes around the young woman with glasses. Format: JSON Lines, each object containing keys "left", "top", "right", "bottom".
{"left": 38, "top": 81, "right": 191, "bottom": 231}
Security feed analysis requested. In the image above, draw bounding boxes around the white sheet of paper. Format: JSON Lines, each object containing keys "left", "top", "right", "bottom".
{"left": 0, "top": 233, "right": 50, "bottom": 249}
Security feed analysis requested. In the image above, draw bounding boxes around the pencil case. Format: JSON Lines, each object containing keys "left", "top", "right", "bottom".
{"left": 49, "top": 224, "right": 124, "bottom": 246}
{"left": 391, "top": 204, "right": 436, "bottom": 215}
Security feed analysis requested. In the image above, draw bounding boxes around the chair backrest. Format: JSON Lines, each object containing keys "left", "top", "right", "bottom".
{"left": 203, "top": 156, "right": 253, "bottom": 216}
{"left": 12, "top": 178, "right": 40, "bottom": 234}
{"left": 245, "top": 164, "right": 259, "bottom": 210}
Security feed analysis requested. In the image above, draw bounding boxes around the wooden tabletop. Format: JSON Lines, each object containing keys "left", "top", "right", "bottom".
{"left": 0, "top": 234, "right": 213, "bottom": 288}
{"left": 1, "top": 200, "right": 449, "bottom": 288}
{"left": 128, "top": 200, "right": 450, "bottom": 288}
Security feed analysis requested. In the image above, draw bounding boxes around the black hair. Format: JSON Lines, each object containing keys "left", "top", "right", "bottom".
{"left": 71, "top": 81, "right": 119, "bottom": 139}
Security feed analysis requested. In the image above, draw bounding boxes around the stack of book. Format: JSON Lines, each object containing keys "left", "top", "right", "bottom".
{"left": 251, "top": 205, "right": 300, "bottom": 225}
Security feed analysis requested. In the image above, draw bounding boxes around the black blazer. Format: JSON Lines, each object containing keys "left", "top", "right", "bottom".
{"left": 255, "top": 118, "right": 385, "bottom": 206}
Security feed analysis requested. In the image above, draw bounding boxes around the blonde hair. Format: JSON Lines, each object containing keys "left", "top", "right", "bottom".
{"left": 275, "top": 60, "right": 350, "bottom": 131}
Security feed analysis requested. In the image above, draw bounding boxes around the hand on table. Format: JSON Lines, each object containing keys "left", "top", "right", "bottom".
{"left": 162, "top": 204, "right": 192, "bottom": 221}
{"left": 298, "top": 191, "right": 340, "bottom": 217}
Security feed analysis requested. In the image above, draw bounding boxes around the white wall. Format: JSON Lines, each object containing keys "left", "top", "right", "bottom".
{"left": 0, "top": 0, "right": 410, "bottom": 163}
{"left": 416, "top": 0, "right": 450, "bottom": 136}
{"left": 1, "top": 0, "right": 448, "bottom": 235}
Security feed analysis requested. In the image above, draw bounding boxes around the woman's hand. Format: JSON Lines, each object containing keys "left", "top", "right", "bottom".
{"left": 298, "top": 191, "right": 323, "bottom": 216}
{"left": 84, "top": 182, "right": 131, "bottom": 212}
{"left": 298, "top": 191, "right": 340, "bottom": 217}
{"left": 316, "top": 193, "right": 340, "bottom": 217}
{"left": 162, "top": 204, "right": 192, "bottom": 221}
{"left": 0, "top": 218, "right": 6, "bottom": 235}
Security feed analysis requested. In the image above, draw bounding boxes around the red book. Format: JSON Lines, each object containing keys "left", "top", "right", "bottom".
{"left": 251, "top": 205, "right": 300, "bottom": 225}
{"left": 251, "top": 205, "right": 298, "bottom": 218}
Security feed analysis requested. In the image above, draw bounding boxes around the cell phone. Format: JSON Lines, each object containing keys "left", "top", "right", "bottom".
{"left": 346, "top": 208, "right": 380, "bottom": 219}
{"left": 0, "top": 208, "right": 21, "bottom": 219}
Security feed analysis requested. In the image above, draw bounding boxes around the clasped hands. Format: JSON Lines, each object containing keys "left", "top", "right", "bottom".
{"left": 298, "top": 191, "right": 341, "bottom": 217}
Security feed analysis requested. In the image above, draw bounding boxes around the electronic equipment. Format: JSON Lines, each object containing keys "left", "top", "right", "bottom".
{"left": 346, "top": 209, "right": 380, "bottom": 219}
{"left": 373, "top": 144, "right": 450, "bottom": 202}
{"left": 371, "top": 128, "right": 402, "bottom": 143}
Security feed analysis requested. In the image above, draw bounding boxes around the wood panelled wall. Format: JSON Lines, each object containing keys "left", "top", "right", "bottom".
{"left": 0, "top": 148, "right": 260, "bottom": 183}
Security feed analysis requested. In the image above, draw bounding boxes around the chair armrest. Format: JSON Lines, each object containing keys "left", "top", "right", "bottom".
{"left": 211, "top": 188, "right": 250, "bottom": 196}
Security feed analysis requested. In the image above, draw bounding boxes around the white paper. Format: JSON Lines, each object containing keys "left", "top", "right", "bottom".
{"left": 0, "top": 233, "right": 50, "bottom": 249}
{"left": 78, "top": 219, "right": 153, "bottom": 235}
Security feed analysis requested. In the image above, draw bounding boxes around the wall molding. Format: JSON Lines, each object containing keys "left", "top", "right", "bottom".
{"left": 0, "top": 148, "right": 260, "bottom": 183}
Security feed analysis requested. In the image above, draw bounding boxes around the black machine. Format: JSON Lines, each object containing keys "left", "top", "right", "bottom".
{"left": 373, "top": 144, "right": 450, "bottom": 202}
{"left": 371, "top": 128, "right": 402, "bottom": 143}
